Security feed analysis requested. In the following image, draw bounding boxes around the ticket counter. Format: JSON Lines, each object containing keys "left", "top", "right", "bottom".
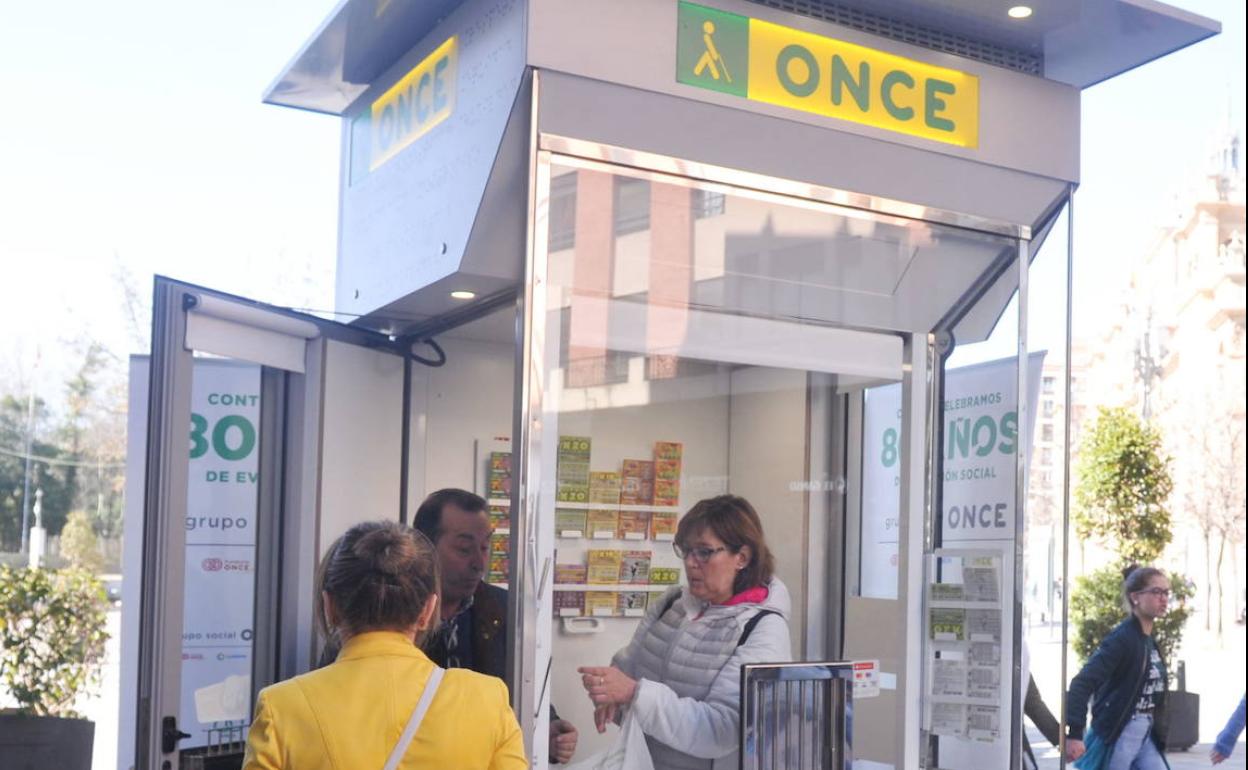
{"left": 124, "top": 2, "right": 1218, "bottom": 769}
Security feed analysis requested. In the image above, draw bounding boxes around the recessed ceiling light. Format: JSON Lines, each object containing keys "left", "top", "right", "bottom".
{"left": 450, "top": 290, "right": 476, "bottom": 300}
{"left": 1007, "top": 5, "right": 1033, "bottom": 19}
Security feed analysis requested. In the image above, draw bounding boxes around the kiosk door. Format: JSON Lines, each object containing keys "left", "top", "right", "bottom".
{"left": 134, "top": 277, "right": 411, "bottom": 769}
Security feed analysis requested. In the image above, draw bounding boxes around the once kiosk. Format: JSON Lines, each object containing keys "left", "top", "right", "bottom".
{"left": 125, "top": 2, "right": 1219, "bottom": 769}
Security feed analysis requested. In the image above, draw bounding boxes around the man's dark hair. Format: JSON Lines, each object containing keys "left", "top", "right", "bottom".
{"left": 414, "top": 488, "right": 488, "bottom": 542}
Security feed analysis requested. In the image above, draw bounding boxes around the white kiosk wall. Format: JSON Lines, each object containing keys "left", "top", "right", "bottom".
{"left": 407, "top": 331, "right": 520, "bottom": 507}
{"left": 317, "top": 340, "right": 405, "bottom": 543}
{"left": 726, "top": 365, "right": 810, "bottom": 658}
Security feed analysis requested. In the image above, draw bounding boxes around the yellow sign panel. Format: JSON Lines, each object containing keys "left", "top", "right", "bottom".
{"left": 677, "top": 3, "right": 978, "bottom": 148}
{"left": 748, "top": 21, "right": 977, "bottom": 147}
{"left": 370, "top": 36, "right": 458, "bottom": 170}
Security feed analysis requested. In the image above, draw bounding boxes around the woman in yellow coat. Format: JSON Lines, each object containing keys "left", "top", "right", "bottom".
{"left": 243, "top": 520, "right": 527, "bottom": 770}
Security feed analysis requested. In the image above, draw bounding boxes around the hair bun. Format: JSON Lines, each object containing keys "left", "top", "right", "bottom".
{"left": 354, "top": 526, "right": 412, "bottom": 576}
{"left": 320, "top": 520, "right": 440, "bottom": 639}
{"left": 1121, "top": 563, "right": 1141, "bottom": 582}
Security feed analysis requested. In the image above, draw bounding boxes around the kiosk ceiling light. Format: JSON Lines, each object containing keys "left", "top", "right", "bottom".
{"left": 1007, "top": 6, "right": 1033, "bottom": 19}
{"left": 450, "top": 290, "right": 476, "bottom": 300}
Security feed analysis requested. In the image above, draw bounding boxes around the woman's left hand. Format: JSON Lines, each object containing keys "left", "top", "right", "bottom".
{"left": 578, "top": 665, "right": 638, "bottom": 707}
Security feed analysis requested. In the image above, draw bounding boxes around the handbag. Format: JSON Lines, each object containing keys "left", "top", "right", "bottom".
{"left": 562, "top": 711, "right": 655, "bottom": 770}
{"left": 382, "top": 666, "right": 446, "bottom": 770}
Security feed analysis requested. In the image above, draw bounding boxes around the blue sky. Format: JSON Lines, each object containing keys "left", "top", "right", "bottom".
{"left": 0, "top": 0, "right": 1243, "bottom": 398}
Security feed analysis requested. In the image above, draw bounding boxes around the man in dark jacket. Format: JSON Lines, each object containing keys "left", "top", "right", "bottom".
{"left": 415, "top": 488, "right": 578, "bottom": 764}
{"left": 416, "top": 488, "right": 508, "bottom": 676}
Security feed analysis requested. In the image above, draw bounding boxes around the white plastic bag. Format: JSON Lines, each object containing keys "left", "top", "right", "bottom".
{"left": 561, "top": 712, "right": 655, "bottom": 770}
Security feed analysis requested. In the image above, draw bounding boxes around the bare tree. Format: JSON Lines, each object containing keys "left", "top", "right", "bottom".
{"left": 1179, "top": 416, "right": 1247, "bottom": 634}
{"left": 111, "top": 254, "right": 150, "bottom": 352}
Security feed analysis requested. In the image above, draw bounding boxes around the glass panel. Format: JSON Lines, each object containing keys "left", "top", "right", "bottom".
{"left": 1020, "top": 203, "right": 1072, "bottom": 769}
{"left": 530, "top": 155, "right": 1021, "bottom": 768}
{"left": 404, "top": 305, "right": 519, "bottom": 688}
{"left": 921, "top": 212, "right": 1057, "bottom": 768}
{"left": 180, "top": 357, "right": 261, "bottom": 754}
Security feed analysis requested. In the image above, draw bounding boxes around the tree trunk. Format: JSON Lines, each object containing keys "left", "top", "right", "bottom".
{"left": 1204, "top": 528, "right": 1213, "bottom": 631}
{"left": 1215, "top": 532, "right": 1226, "bottom": 637}
{"left": 1233, "top": 544, "right": 1242, "bottom": 624}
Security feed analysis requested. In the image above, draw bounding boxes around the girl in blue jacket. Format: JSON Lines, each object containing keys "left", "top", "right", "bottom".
{"left": 1066, "top": 565, "right": 1172, "bottom": 770}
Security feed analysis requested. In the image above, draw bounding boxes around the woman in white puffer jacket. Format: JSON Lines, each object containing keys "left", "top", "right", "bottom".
{"left": 578, "top": 495, "right": 793, "bottom": 770}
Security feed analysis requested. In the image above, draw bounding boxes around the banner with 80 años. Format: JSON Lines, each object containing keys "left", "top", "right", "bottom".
{"left": 860, "top": 352, "right": 1044, "bottom": 599}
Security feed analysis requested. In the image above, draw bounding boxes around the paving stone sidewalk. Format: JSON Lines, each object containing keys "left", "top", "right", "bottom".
{"left": 1028, "top": 728, "right": 1246, "bottom": 770}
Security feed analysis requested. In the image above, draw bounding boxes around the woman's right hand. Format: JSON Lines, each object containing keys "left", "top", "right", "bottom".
{"left": 593, "top": 704, "right": 618, "bottom": 734}
{"left": 1065, "top": 738, "right": 1086, "bottom": 761}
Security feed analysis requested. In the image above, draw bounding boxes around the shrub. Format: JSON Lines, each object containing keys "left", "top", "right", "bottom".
{"left": 0, "top": 566, "right": 109, "bottom": 717}
{"left": 59, "top": 510, "right": 104, "bottom": 573}
{"left": 1071, "top": 565, "right": 1195, "bottom": 667}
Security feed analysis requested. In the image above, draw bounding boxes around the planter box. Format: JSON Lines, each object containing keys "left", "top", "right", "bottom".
{"left": 0, "top": 713, "right": 94, "bottom": 770}
{"left": 1164, "top": 691, "right": 1200, "bottom": 752}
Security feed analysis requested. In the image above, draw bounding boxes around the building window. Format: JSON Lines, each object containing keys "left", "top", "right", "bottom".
{"left": 549, "top": 173, "right": 578, "bottom": 251}
{"left": 1043, "top": 399, "right": 1055, "bottom": 417}
{"left": 1042, "top": 376, "right": 1056, "bottom": 394}
{"left": 1042, "top": 424, "right": 1054, "bottom": 442}
{"left": 614, "top": 177, "right": 650, "bottom": 236}
{"left": 693, "top": 189, "right": 726, "bottom": 218}
{"left": 1041, "top": 447, "right": 1053, "bottom": 467}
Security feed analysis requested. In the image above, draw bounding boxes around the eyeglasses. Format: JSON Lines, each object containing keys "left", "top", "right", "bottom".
{"left": 673, "top": 543, "right": 727, "bottom": 564}
{"left": 1135, "top": 588, "right": 1171, "bottom": 598}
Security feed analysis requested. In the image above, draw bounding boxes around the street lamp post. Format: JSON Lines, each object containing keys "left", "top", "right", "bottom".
{"left": 19, "top": 387, "right": 36, "bottom": 554}
{"left": 1134, "top": 311, "right": 1166, "bottom": 421}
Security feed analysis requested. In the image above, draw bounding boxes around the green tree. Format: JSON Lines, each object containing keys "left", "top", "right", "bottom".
{"left": 58, "top": 343, "right": 107, "bottom": 511}
{"left": 59, "top": 510, "right": 103, "bottom": 572}
{"left": 50, "top": 341, "right": 128, "bottom": 559}
{"left": 0, "top": 396, "right": 74, "bottom": 551}
{"left": 1073, "top": 406, "right": 1174, "bottom": 563}
{"left": 1070, "top": 407, "right": 1193, "bottom": 666}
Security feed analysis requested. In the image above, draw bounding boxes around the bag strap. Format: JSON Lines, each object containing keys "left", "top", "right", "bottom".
{"left": 659, "top": 589, "right": 682, "bottom": 619}
{"left": 737, "top": 610, "right": 779, "bottom": 648}
{"left": 662, "top": 591, "right": 778, "bottom": 648}
{"left": 383, "top": 666, "right": 445, "bottom": 770}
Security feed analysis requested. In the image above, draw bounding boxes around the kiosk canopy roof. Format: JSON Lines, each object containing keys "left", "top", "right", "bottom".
{"left": 265, "top": 0, "right": 1218, "bottom": 115}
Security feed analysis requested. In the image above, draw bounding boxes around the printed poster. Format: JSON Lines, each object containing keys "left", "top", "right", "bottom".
{"left": 860, "top": 353, "right": 1045, "bottom": 599}
{"left": 125, "top": 358, "right": 260, "bottom": 751}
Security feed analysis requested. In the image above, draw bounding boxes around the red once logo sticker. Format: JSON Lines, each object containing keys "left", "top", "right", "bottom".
{"left": 202, "top": 558, "right": 224, "bottom": 572}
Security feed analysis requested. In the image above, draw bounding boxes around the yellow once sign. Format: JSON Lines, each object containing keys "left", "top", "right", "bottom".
{"left": 370, "top": 36, "right": 458, "bottom": 170}
{"left": 748, "top": 21, "right": 978, "bottom": 147}
{"left": 676, "top": 3, "right": 978, "bottom": 148}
